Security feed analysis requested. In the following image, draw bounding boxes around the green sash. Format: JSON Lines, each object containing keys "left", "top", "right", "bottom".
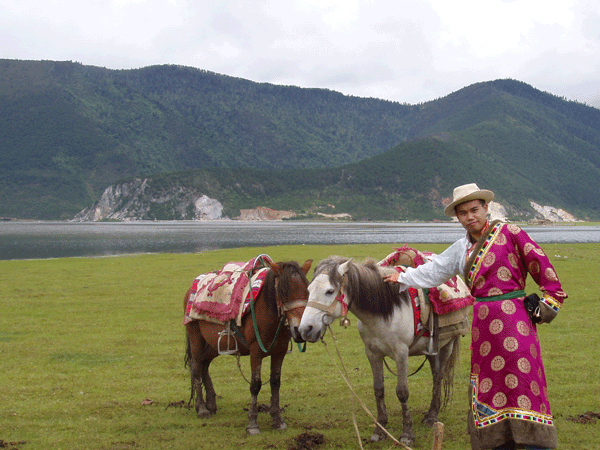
{"left": 476, "top": 290, "right": 526, "bottom": 302}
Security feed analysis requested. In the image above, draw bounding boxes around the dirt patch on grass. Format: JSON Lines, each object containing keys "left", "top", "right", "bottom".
{"left": 0, "top": 440, "right": 27, "bottom": 450}
{"left": 165, "top": 400, "right": 186, "bottom": 409}
{"left": 288, "top": 432, "right": 325, "bottom": 450}
{"left": 567, "top": 411, "right": 600, "bottom": 424}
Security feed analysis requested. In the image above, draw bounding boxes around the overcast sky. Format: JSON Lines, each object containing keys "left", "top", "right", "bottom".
{"left": 2, "top": 0, "right": 600, "bottom": 108}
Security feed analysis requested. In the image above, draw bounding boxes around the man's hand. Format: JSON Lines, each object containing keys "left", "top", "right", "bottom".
{"left": 382, "top": 271, "right": 400, "bottom": 283}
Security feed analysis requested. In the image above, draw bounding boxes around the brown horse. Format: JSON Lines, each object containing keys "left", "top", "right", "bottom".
{"left": 184, "top": 258, "right": 312, "bottom": 435}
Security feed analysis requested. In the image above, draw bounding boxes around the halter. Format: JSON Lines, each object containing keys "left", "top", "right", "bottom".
{"left": 279, "top": 298, "right": 309, "bottom": 314}
{"left": 307, "top": 291, "right": 349, "bottom": 317}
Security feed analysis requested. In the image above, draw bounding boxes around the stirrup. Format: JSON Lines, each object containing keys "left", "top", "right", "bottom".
{"left": 423, "top": 312, "right": 439, "bottom": 356}
{"left": 423, "top": 335, "right": 438, "bottom": 356}
{"left": 217, "top": 322, "right": 239, "bottom": 355}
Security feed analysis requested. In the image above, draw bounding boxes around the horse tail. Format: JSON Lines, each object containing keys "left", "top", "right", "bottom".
{"left": 183, "top": 287, "right": 193, "bottom": 370}
{"left": 183, "top": 287, "right": 196, "bottom": 406}
{"left": 441, "top": 335, "right": 461, "bottom": 411}
{"left": 184, "top": 331, "right": 192, "bottom": 369}
{"left": 184, "top": 331, "right": 197, "bottom": 407}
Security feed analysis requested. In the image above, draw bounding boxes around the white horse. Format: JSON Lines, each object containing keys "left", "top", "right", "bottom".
{"left": 299, "top": 256, "right": 462, "bottom": 446}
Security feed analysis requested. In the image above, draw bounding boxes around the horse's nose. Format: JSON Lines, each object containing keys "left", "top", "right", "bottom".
{"left": 293, "top": 327, "right": 305, "bottom": 343}
{"left": 300, "top": 325, "right": 320, "bottom": 342}
{"left": 291, "top": 326, "right": 305, "bottom": 343}
{"left": 299, "top": 324, "right": 309, "bottom": 340}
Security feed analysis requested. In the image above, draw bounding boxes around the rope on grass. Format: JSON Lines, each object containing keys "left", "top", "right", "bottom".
{"left": 320, "top": 324, "right": 414, "bottom": 450}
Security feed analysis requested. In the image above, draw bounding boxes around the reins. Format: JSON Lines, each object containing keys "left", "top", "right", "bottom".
{"left": 249, "top": 297, "right": 287, "bottom": 353}
{"left": 246, "top": 255, "right": 284, "bottom": 354}
{"left": 383, "top": 355, "right": 428, "bottom": 378}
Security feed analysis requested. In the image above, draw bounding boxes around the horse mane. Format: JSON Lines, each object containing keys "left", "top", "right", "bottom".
{"left": 314, "top": 256, "right": 408, "bottom": 320}
{"left": 263, "top": 261, "right": 308, "bottom": 316}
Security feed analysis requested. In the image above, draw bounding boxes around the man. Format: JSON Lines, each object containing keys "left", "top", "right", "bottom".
{"left": 383, "top": 183, "right": 567, "bottom": 450}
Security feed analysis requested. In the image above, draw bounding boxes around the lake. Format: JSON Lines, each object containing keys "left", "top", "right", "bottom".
{"left": 1, "top": 220, "right": 600, "bottom": 260}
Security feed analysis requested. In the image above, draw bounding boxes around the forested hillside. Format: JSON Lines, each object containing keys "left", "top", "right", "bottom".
{"left": 96, "top": 134, "right": 598, "bottom": 222}
{"left": 1, "top": 59, "right": 599, "bottom": 220}
{"left": 0, "top": 59, "right": 413, "bottom": 218}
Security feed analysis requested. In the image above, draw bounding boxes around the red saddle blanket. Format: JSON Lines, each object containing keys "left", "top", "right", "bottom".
{"left": 183, "top": 255, "right": 272, "bottom": 326}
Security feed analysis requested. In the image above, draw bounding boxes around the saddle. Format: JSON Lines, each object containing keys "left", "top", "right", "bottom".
{"left": 183, "top": 255, "right": 272, "bottom": 326}
{"left": 379, "top": 246, "right": 475, "bottom": 352}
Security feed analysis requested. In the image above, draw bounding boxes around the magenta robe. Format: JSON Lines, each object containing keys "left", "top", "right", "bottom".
{"left": 466, "top": 222, "right": 567, "bottom": 449}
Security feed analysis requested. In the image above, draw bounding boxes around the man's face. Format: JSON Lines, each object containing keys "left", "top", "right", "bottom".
{"left": 455, "top": 200, "right": 488, "bottom": 237}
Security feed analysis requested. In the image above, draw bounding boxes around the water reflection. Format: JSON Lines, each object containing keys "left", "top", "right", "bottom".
{"left": 1, "top": 221, "right": 599, "bottom": 260}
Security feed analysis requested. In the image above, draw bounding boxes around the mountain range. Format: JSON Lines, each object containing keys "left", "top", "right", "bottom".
{"left": 1, "top": 59, "right": 599, "bottom": 221}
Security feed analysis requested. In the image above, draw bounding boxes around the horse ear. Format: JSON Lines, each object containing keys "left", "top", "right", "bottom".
{"left": 267, "top": 260, "right": 281, "bottom": 276}
{"left": 301, "top": 259, "right": 313, "bottom": 275}
{"left": 337, "top": 259, "right": 352, "bottom": 277}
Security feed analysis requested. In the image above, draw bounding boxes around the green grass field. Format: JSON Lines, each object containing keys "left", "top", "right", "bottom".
{"left": 1, "top": 243, "right": 599, "bottom": 449}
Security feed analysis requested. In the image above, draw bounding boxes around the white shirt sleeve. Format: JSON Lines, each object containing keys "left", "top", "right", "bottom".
{"left": 395, "top": 238, "right": 469, "bottom": 291}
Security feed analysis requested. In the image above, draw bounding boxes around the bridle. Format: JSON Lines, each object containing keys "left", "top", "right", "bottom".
{"left": 274, "top": 270, "right": 310, "bottom": 318}
{"left": 279, "top": 298, "right": 309, "bottom": 315}
{"left": 307, "top": 292, "right": 348, "bottom": 317}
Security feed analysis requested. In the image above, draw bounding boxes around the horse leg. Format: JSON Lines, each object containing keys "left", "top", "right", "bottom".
{"left": 394, "top": 351, "right": 415, "bottom": 446}
{"left": 246, "top": 353, "right": 263, "bottom": 435}
{"left": 186, "top": 323, "right": 213, "bottom": 418}
{"left": 425, "top": 336, "right": 459, "bottom": 426}
{"left": 423, "top": 352, "right": 442, "bottom": 426}
{"left": 201, "top": 350, "right": 218, "bottom": 414}
{"left": 269, "top": 351, "right": 287, "bottom": 431}
{"left": 365, "top": 351, "right": 389, "bottom": 443}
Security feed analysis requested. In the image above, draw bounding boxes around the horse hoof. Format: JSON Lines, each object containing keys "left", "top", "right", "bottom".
{"left": 247, "top": 427, "right": 260, "bottom": 435}
{"left": 273, "top": 422, "right": 287, "bottom": 431}
{"left": 422, "top": 413, "right": 438, "bottom": 427}
{"left": 196, "top": 408, "right": 212, "bottom": 418}
{"left": 401, "top": 435, "right": 415, "bottom": 447}
{"left": 370, "top": 432, "right": 387, "bottom": 443}
{"left": 207, "top": 403, "right": 217, "bottom": 414}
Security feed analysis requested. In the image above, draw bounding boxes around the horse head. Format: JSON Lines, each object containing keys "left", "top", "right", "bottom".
{"left": 299, "top": 256, "right": 405, "bottom": 342}
{"left": 299, "top": 257, "right": 352, "bottom": 342}
{"left": 267, "top": 258, "right": 313, "bottom": 343}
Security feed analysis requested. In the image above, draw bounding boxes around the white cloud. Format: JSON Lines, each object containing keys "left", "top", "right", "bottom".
{"left": 0, "top": 0, "right": 599, "bottom": 108}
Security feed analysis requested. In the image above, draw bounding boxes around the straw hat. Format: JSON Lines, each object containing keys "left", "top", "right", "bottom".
{"left": 444, "top": 183, "right": 494, "bottom": 216}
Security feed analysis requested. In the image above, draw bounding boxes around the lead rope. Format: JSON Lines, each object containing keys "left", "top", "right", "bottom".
{"left": 321, "top": 324, "right": 413, "bottom": 450}
{"left": 235, "top": 353, "right": 267, "bottom": 386}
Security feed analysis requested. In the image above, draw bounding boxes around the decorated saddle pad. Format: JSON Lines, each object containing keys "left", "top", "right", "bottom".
{"left": 183, "top": 255, "right": 272, "bottom": 326}
{"left": 400, "top": 279, "right": 469, "bottom": 340}
{"left": 407, "top": 286, "right": 431, "bottom": 338}
{"left": 380, "top": 245, "right": 474, "bottom": 330}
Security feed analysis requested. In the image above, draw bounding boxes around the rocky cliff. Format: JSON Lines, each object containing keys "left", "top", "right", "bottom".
{"left": 73, "top": 179, "right": 296, "bottom": 222}
{"left": 73, "top": 178, "right": 225, "bottom": 221}
{"left": 529, "top": 201, "right": 579, "bottom": 222}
